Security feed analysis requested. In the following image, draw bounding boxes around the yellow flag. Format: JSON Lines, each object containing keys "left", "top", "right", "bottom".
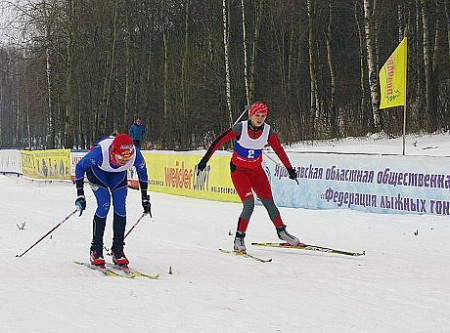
{"left": 379, "top": 37, "right": 407, "bottom": 109}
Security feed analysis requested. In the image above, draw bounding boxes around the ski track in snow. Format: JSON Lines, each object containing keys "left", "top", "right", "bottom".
{"left": 2, "top": 133, "right": 450, "bottom": 332}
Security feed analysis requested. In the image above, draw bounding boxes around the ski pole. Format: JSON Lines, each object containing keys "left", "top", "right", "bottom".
{"left": 16, "top": 209, "right": 78, "bottom": 258}
{"left": 104, "top": 213, "right": 148, "bottom": 254}
{"left": 124, "top": 213, "right": 147, "bottom": 240}
{"left": 263, "top": 151, "right": 299, "bottom": 185}
{"left": 232, "top": 105, "right": 250, "bottom": 126}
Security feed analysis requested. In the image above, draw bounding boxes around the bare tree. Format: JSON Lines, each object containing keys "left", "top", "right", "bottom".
{"left": 363, "top": 0, "right": 381, "bottom": 131}
{"left": 222, "top": 0, "right": 232, "bottom": 125}
{"left": 446, "top": 0, "right": 450, "bottom": 60}
{"left": 0, "top": 0, "right": 448, "bottom": 149}
{"left": 326, "top": 0, "right": 338, "bottom": 137}
{"left": 307, "top": 0, "right": 320, "bottom": 138}
{"left": 240, "top": 0, "right": 250, "bottom": 106}
{"left": 354, "top": 0, "right": 369, "bottom": 130}
{"left": 420, "top": 0, "right": 436, "bottom": 130}
{"left": 180, "top": 0, "right": 191, "bottom": 148}
{"left": 248, "top": 0, "right": 264, "bottom": 104}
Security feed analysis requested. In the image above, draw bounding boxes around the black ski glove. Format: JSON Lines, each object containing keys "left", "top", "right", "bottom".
{"left": 75, "top": 195, "right": 86, "bottom": 216}
{"left": 196, "top": 158, "right": 207, "bottom": 175}
{"left": 287, "top": 167, "right": 297, "bottom": 181}
{"left": 142, "top": 193, "right": 152, "bottom": 216}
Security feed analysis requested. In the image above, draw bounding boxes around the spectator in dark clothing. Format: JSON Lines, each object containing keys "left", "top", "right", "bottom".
{"left": 129, "top": 116, "right": 145, "bottom": 148}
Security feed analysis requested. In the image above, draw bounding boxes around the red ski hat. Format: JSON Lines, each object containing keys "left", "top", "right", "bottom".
{"left": 248, "top": 102, "right": 269, "bottom": 117}
{"left": 110, "top": 134, "right": 135, "bottom": 165}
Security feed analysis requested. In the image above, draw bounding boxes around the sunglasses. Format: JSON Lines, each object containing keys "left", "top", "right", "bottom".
{"left": 113, "top": 150, "right": 133, "bottom": 165}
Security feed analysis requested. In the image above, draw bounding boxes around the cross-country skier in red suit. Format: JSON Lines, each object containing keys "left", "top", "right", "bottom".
{"left": 196, "top": 102, "right": 304, "bottom": 253}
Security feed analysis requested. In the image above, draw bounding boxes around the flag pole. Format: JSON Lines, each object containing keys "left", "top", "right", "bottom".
{"left": 379, "top": 37, "right": 407, "bottom": 155}
{"left": 402, "top": 104, "right": 407, "bottom": 155}
{"left": 402, "top": 37, "right": 408, "bottom": 156}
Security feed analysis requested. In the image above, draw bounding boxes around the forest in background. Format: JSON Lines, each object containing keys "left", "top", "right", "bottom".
{"left": 0, "top": 0, "right": 449, "bottom": 150}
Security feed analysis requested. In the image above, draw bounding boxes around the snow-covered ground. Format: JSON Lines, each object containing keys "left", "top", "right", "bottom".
{"left": 286, "top": 131, "right": 450, "bottom": 156}
{"left": 2, "top": 133, "right": 450, "bottom": 332}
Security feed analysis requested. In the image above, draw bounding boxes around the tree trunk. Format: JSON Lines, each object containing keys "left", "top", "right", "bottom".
{"left": 102, "top": 0, "right": 118, "bottom": 134}
{"left": 446, "top": 0, "right": 450, "bottom": 60}
{"left": 372, "top": 0, "right": 380, "bottom": 72}
{"left": 240, "top": 0, "right": 250, "bottom": 106}
{"left": 162, "top": 23, "right": 169, "bottom": 148}
{"left": 354, "top": 0, "right": 369, "bottom": 129}
{"left": 363, "top": 0, "right": 382, "bottom": 130}
{"left": 41, "top": 1, "right": 54, "bottom": 148}
{"left": 123, "top": 8, "right": 131, "bottom": 130}
{"left": 326, "top": 0, "right": 338, "bottom": 137}
{"left": 222, "top": 0, "right": 233, "bottom": 125}
{"left": 307, "top": 0, "right": 319, "bottom": 138}
{"left": 414, "top": 0, "right": 422, "bottom": 124}
{"left": 64, "top": 0, "right": 74, "bottom": 149}
{"left": 432, "top": 0, "right": 442, "bottom": 128}
{"left": 271, "top": 11, "right": 285, "bottom": 101}
{"left": 180, "top": 0, "right": 191, "bottom": 149}
{"left": 398, "top": 3, "right": 404, "bottom": 40}
{"left": 249, "top": 0, "right": 264, "bottom": 103}
{"left": 287, "top": 25, "right": 295, "bottom": 101}
{"left": 421, "top": 0, "right": 437, "bottom": 130}
{"left": 26, "top": 108, "right": 31, "bottom": 150}
{"left": 17, "top": 72, "right": 21, "bottom": 147}
{"left": 64, "top": 40, "right": 74, "bottom": 148}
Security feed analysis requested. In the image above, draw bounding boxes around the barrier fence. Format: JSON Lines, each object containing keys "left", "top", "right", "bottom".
{"left": 1, "top": 149, "right": 450, "bottom": 217}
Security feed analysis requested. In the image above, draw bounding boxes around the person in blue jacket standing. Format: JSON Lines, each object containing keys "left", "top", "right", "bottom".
{"left": 129, "top": 116, "right": 146, "bottom": 148}
{"left": 74, "top": 134, "right": 151, "bottom": 268}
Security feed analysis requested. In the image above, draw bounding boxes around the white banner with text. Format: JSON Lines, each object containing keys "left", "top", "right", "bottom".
{"left": 265, "top": 152, "right": 450, "bottom": 216}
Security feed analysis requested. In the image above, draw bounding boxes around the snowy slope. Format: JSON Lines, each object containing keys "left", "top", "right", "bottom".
{"left": 285, "top": 131, "right": 450, "bottom": 156}
{"left": 2, "top": 133, "right": 450, "bottom": 332}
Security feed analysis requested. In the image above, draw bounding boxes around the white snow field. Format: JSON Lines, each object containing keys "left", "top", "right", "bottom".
{"left": 2, "top": 133, "right": 450, "bottom": 332}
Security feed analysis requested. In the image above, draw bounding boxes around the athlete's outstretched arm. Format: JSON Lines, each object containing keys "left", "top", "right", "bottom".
{"left": 267, "top": 132, "right": 292, "bottom": 169}
{"left": 200, "top": 127, "right": 239, "bottom": 163}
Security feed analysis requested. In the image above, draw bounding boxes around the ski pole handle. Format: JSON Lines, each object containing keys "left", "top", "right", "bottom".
{"left": 16, "top": 209, "right": 78, "bottom": 258}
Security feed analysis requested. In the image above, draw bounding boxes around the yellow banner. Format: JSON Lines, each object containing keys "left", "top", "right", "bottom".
{"left": 143, "top": 152, "right": 240, "bottom": 203}
{"left": 21, "top": 149, "right": 72, "bottom": 180}
{"left": 379, "top": 37, "right": 407, "bottom": 109}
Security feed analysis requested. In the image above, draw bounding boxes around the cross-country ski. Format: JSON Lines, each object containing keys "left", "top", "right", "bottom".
{"left": 74, "top": 260, "right": 134, "bottom": 278}
{"left": 105, "top": 263, "right": 160, "bottom": 279}
{"left": 251, "top": 242, "right": 365, "bottom": 257}
{"left": 219, "top": 249, "right": 273, "bottom": 263}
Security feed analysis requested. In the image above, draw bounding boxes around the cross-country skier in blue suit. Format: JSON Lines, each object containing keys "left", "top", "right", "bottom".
{"left": 74, "top": 133, "right": 151, "bottom": 268}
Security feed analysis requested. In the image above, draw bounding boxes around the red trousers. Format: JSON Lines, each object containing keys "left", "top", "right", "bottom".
{"left": 231, "top": 165, "right": 283, "bottom": 232}
{"left": 230, "top": 166, "right": 273, "bottom": 201}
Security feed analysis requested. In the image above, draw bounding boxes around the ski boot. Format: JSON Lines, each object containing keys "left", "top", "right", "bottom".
{"left": 111, "top": 248, "right": 129, "bottom": 267}
{"left": 234, "top": 231, "right": 247, "bottom": 253}
{"left": 276, "top": 225, "right": 304, "bottom": 246}
{"left": 90, "top": 244, "right": 106, "bottom": 267}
